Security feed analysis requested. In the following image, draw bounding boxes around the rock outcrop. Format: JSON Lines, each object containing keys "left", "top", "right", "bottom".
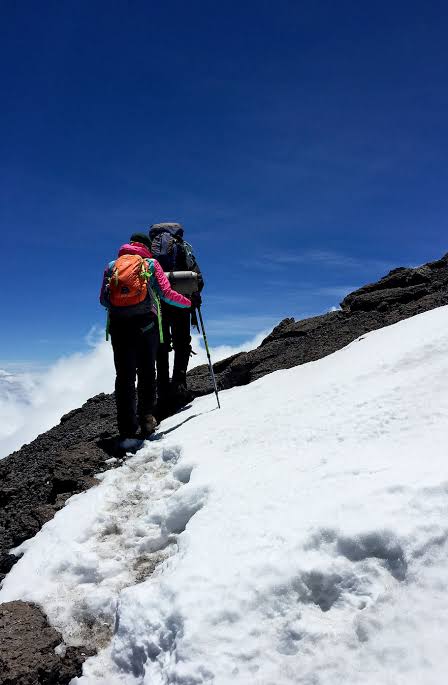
{"left": 187, "top": 254, "right": 448, "bottom": 396}
{"left": 0, "top": 602, "right": 92, "bottom": 684}
{"left": 1, "top": 251, "right": 447, "bottom": 683}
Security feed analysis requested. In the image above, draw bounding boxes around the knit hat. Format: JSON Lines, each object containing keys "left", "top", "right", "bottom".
{"left": 130, "top": 232, "right": 152, "bottom": 251}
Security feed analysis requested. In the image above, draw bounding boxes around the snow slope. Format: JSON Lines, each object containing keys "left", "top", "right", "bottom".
{"left": 2, "top": 307, "right": 448, "bottom": 684}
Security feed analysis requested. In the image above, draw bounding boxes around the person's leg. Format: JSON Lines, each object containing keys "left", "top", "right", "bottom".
{"left": 136, "top": 317, "right": 158, "bottom": 436}
{"left": 156, "top": 302, "right": 174, "bottom": 419}
{"left": 171, "top": 307, "right": 192, "bottom": 386}
{"left": 156, "top": 301, "right": 172, "bottom": 398}
{"left": 110, "top": 320, "right": 139, "bottom": 437}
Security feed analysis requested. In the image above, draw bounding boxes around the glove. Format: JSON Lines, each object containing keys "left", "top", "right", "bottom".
{"left": 191, "top": 291, "right": 202, "bottom": 308}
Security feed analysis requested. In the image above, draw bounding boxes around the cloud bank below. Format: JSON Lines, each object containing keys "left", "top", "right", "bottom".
{"left": 0, "top": 327, "right": 270, "bottom": 460}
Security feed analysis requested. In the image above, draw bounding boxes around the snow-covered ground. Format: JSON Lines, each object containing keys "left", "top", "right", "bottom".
{"left": 2, "top": 307, "right": 448, "bottom": 684}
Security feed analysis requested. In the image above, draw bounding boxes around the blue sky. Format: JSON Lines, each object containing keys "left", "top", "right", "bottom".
{"left": 1, "top": 0, "right": 447, "bottom": 367}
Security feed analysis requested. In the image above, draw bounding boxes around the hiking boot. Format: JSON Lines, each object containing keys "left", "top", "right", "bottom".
{"left": 140, "top": 414, "right": 158, "bottom": 439}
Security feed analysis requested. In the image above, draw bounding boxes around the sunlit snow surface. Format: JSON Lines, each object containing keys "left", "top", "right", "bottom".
{"left": 2, "top": 307, "right": 448, "bottom": 684}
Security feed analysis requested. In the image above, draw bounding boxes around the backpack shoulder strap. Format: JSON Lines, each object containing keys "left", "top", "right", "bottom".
{"left": 146, "top": 259, "right": 164, "bottom": 344}
{"left": 182, "top": 241, "right": 196, "bottom": 270}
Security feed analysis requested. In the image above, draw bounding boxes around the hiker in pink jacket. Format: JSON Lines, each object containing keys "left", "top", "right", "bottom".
{"left": 100, "top": 232, "right": 191, "bottom": 442}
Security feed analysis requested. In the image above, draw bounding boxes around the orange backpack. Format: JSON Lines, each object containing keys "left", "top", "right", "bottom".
{"left": 109, "top": 254, "right": 151, "bottom": 307}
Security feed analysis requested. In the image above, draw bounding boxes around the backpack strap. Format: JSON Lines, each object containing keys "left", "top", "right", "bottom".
{"left": 147, "top": 259, "right": 164, "bottom": 344}
{"left": 155, "top": 296, "right": 164, "bottom": 344}
{"left": 182, "top": 241, "right": 196, "bottom": 270}
{"left": 140, "top": 259, "right": 151, "bottom": 282}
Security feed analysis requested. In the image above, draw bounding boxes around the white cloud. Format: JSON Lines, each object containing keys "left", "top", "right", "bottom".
{"left": 0, "top": 326, "right": 270, "bottom": 460}
{"left": 316, "top": 285, "right": 357, "bottom": 297}
{"left": 190, "top": 328, "right": 269, "bottom": 367}
{"left": 200, "top": 315, "right": 279, "bottom": 338}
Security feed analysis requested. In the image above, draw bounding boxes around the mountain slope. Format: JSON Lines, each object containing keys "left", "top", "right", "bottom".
{"left": 1, "top": 252, "right": 448, "bottom": 684}
{"left": 2, "top": 252, "right": 448, "bottom": 584}
{"left": 2, "top": 305, "right": 448, "bottom": 684}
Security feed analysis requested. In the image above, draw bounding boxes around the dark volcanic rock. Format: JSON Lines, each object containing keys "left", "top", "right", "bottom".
{"left": 188, "top": 254, "right": 448, "bottom": 396}
{"left": 0, "top": 601, "right": 92, "bottom": 685}
{"left": 339, "top": 263, "right": 445, "bottom": 312}
{"left": 1, "top": 251, "right": 448, "bottom": 683}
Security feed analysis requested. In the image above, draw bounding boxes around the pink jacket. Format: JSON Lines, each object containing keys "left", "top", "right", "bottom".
{"left": 100, "top": 242, "right": 191, "bottom": 309}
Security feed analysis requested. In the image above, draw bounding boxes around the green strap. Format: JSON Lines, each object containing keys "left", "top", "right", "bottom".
{"left": 156, "top": 295, "right": 164, "bottom": 344}
{"left": 140, "top": 261, "right": 151, "bottom": 281}
{"left": 146, "top": 260, "right": 164, "bottom": 344}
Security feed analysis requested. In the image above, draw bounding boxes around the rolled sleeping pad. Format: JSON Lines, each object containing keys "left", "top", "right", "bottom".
{"left": 164, "top": 270, "right": 199, "bottom": 296}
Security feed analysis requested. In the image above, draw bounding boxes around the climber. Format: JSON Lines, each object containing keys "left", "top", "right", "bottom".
{"left": 148, "top": 222, "right": 204, "bottom": 418}
{"left": 100, "top": 232, "right": 191, "bottom": 442}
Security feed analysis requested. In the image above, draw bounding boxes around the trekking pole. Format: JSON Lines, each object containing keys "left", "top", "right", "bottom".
{"left": 197, "top": 306, "right": 221, "bottom": 409}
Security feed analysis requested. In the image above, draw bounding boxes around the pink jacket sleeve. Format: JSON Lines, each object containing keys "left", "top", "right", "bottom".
{"left": 153, "top": 259, "right": 191, "bottom": 308}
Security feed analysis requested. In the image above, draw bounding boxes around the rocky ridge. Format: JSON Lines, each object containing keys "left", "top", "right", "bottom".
{"left": 0, "top": 602, "right": 93, "bottom": 685}
{"left": 1, "top": 252, "right": 448, "bottom": 684}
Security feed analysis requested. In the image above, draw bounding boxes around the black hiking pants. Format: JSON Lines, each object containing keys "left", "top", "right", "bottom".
{"left": 110, "top": 314, "right": 158, "bottom": 437}
{"left": 157, "top": 302, "right": 191, "bottom": 397}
